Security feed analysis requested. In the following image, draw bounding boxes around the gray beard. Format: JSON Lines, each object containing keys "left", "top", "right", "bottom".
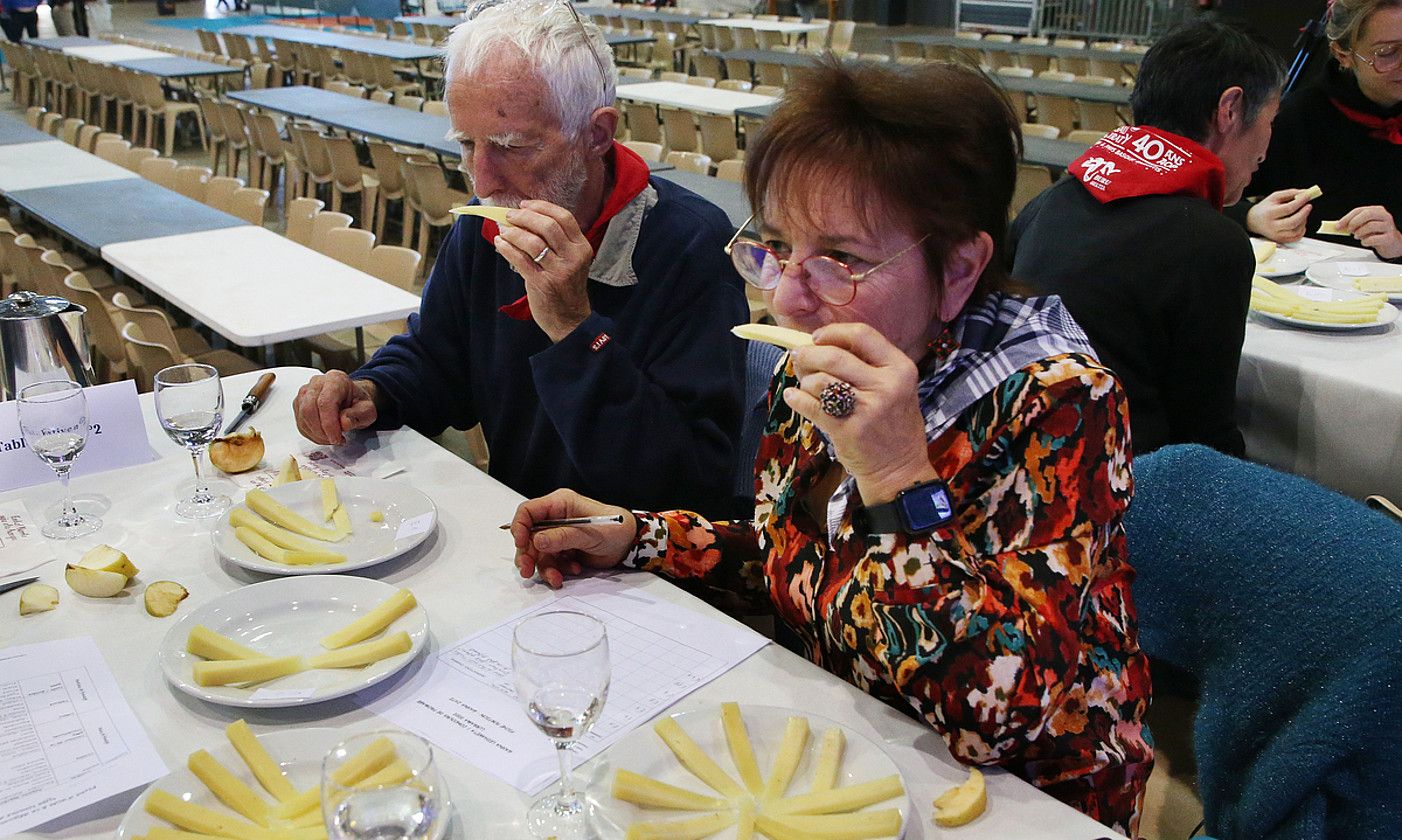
{"left": 476, "top": 149, "right": 589, "bottom": 215}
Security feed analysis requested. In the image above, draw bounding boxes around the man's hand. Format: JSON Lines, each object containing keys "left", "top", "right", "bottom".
{"left": 1246, "top": 189, "right": 1312, "bottom": 243}
{"left": 492, "top": 200, "right": 595, "bottom": 343}
{"left": 1338, "top": 205, "right": 1402, "bottom": 260}
{"left": 293, "top": 371, "right": 378, "bottom": 446}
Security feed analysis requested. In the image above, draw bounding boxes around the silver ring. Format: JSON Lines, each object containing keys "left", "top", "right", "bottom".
{"left": 533, "top": 246, "right": 551, "bottom": 264}
{"left": 820, "top": 380, "right": 856, "bottom": 418}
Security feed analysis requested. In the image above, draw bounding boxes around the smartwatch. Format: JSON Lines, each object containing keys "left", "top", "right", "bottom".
{"left": 858, "top": 479, "right": 955, "bottom": 535}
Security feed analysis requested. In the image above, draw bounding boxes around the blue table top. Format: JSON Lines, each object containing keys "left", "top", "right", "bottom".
{"left": 5, "top": 180, "right": 250, "bottom": 251}
{"left": 114, "top": 56, "right": 245, "bottom": 78}
{"left": 0, "top": 113, "right": 55, "bottom": 147}
{"left": 653, "top": 170, "right": 747, "bottom": 229}
{"left": 26, "top": 36, "right": 106, "bottom": 50}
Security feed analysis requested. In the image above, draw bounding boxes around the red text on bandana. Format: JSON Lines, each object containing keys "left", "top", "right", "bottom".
{"left": 1068, "top": 125, "right": 1227, "bottom": 211}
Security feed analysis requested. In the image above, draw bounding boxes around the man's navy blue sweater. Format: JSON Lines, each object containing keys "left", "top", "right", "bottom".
{"left": 353, "top": 177, "right": 748, "bottom": 517}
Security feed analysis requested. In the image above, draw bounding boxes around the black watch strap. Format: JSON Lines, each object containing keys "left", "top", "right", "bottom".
{"left": 858, "top": 499, "right": 907, "bottom": 534}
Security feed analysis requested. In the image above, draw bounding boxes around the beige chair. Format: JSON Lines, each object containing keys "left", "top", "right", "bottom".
{"left": 724, "top": 57, "right": 752, "bottom": 83}
{"left": 1077, "top": 99, "right": 1125, "bottom": 133}
{"left": 1020, "top": 122, "right": 1060, "bottom": 140}
{"left": 715, "top": 158, "right": 744, "bottom": 183}
{"left": 622, "top": 140, "right": 663, "bottom": 162}
{"left": 134, "top": 73, "right": 205, "bottom": 157}
{"left": 94, "top": 137, "right": 132, "bottom": 165}
{"left": 63, "top": 272, "right": 134, "bottom": 382}
{"left": 753, "top": 84, "right": 785, "bottom": 97}
{"left": 40, "top": 111, "right": 63, "bottom": 137}
{"left": 125, "top": 146, "right": 160, "bottom": 172}
{"left": 75, "top": 124, "right": 102, "bottom": 152}
{"left": 401, "top": 158, "right": 469, "bottom": 271}
{"left": 685, "top": 76, "right": 716, "bottom": 88}
{"left": 1033, "top": 93, "right": 1077, "bottom": 137}
{"left": 171, "top": 165, "right": 212, "bottom": 201}
{"left": 665, "top": 150, "right": 712, "bottom": 175}
{"left": 213, "top": 100, "right": 251, "bottom": 182}
{"left": 226, "top": 187, "right": 269, "bottom": 225}
{"left": 619, "top": 66, "right": 652, "bottom": 81}
{"left": 291, "top": 125, "right": 335, "bottom": 205}
{"left": 1015, "top": 37, "right": 1053, "bottom": 74}
{"left": 302, "top": 243, "right": 422, "bottom": 368}
{"left": 395, "top": 94, "right": 425, "bottom": 111}
{"left": 316, "top": 226, "right": 375, "bottom": 268}
{"left": 716, "top": 79, "right": 752, "bottom": 92}
{"left": 1011, "top": 163, "right": 1053, "bottom": 218}
{"left": 322, "top": 133, "right": 378, "bottom": 230}
{"left": 197, "top": 29, "right": 223, "bottom": 56}
{"left": 995, "top": 65, "right": 1034, "bottom": 78}
{"left": 59, "top": 117, "right": 85, "bottom": 146}
{"left": 1066, "top": 129, "right": 1106, "bottom": 144}
{"left": 284, "top": 196, "right": 326, "bottom": 247}
{"left": 422, "top": 100, "right": 447, "bottom": 116}
{"left": 243, "top": 110, "right": 298, "bottom": 208}
{"left": 755, "top": 62, "right": 786, "bottom": 88}
{"left": 698, "top": 113, "right": 739, "bottom": 163}
{"left": 369, "top": 89, "right": 394, "bottom": 104}
{"left": 24, "top": 106, "right": 46, "bottom": 129}
{"left": 660, "top": 107, "right": 699, "bottom": 153}
{"left": 113, "top": 297, "right": 259, "bottom": 392}
{"left": 197, "top": 95, "right": 229, "bottom": 175}
{"left": 137, "top": 156, "right": 179, "bottom": 188}
{"left": 366, "top": 140, "right": 412, "bottom": 246}
{"left": 658, "top": 71, "right": 687, "bottom": 83}
{"left": 203, "top": 175, "right": 243, "bottom": 210}
{"left": 1038, "top": 70, "right": 1077, "bottom": 82}
{"left": 308, "top": 211, "right": 354, "bottom": 252}
{"left": 692, "top": 54, "right": 722, "bottom": 81}
{"left": 624, "top": 102, "right": 663, "bottom": 145}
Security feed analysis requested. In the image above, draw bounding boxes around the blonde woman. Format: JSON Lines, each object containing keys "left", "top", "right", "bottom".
{"left": 1239, "top": 0, "right": 1402, "bottom": 257}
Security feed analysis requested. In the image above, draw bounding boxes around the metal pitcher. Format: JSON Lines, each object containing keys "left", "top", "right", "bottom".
{"left": 0, "top": 291, "right": 95, "bottom": 401}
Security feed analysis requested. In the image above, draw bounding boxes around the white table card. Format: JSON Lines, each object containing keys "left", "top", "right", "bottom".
{"left": 0, "top": 380, "right": 158, "bottom": 493}
{"left": 0, "top": 499, "right": 58, "bottom": 578}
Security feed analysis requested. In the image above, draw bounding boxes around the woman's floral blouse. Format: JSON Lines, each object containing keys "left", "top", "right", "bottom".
{"left": 623, "top": 344, "right": 1153, "bottom": 835}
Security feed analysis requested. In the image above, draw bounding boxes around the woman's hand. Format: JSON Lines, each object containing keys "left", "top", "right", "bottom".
{"left": 510, "top": 489, "right": 636, "bottom": 589}
{"left": 1339, "top": 205, "right": 1402, "bottom": 260}
{"left": 784, "top": 322, "right": 938, "bottom": 505}
{"left": 1246, "top": 189, "right": 1312, "bottom": 243}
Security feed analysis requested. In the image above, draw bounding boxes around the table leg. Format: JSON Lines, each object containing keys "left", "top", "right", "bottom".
{"left": 356, "top": 327, "right": 366, "bottom": 365}
{"left": 263, "top": 345, "right": 277, "bottom": 368}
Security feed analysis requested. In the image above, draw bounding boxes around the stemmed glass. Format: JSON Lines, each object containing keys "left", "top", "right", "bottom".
{"left": 16, "top": 379, "right": 101, "bottom": 539}
{"left": 322, "top": 731, "right": 447, "bottom": 840}
{"left": 153, "top": 363, "right": 230, "bottom": 519}
{"left": 512, "top": 611, "right": 611, "bottom": 840}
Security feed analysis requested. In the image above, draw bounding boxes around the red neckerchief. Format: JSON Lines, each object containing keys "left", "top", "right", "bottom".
{"left": 485, "top": 141, "right": 652, "bottom": 321}
{"left": 1330, "top": 98, "right": 1402, "bottom": 145}
{"left": 1068, "top": 125, "right": 1227, "bottom": 211}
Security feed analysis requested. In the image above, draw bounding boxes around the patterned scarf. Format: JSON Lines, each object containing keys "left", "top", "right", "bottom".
{"left": 822, "top": 292, "right": 1097, "bottom": 540}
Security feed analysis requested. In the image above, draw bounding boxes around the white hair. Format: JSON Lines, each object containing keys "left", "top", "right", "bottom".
{"left": 444, "top": 0, "right": 618, "bottom": 139}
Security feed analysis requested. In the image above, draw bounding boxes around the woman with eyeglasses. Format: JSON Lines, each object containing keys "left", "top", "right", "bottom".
{"left": 509, "top": 59, "right": 1152, "bottom": 835}
{"left": 1235, "top": 0, "right": 1402, "bottom": 258}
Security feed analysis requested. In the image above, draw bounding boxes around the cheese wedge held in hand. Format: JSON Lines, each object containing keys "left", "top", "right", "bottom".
{"left": 1317, "top": 219, "right": 1347, "bottom": 235}
{"left": 319, "top": 589, "right": 417, "bottom": 649}
{"left": 191, "top": 656, "right": 305, "bottom": 687}
{"left": 731, "top": 323, "right": 813, "bottom": 350}
{"left": 1296, "top": 184, "right": 1323, "bottom": 202}
{"left": 306, "top": 631, "right": 412, "bottom": 669}
{"left": 450, "top": 204, "right": 511, "bottom": 224}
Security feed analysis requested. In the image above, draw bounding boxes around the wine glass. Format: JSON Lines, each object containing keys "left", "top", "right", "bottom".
{"left": 512, "top": 611, "right": 610, "bottom": 840}
{"left": 322, "top": 731, "right": 448, "bottom": 840}
{"left": 16, "top": 379, "right": 101, "bottom": 540}
{"left": 153, "top": 363, "right": 230, "bottom": 519}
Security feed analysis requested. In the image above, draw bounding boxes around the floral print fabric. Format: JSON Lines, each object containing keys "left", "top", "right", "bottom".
{"left": 624, "top": 342, "right": 1153, "bottom": 835}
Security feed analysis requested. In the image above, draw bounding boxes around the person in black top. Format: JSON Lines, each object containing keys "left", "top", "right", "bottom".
{"left": 1009, "top": 21, "right": 1284, "bottom": 457}
{"left": 1233, "top": 0, "right": 1402, "bottom": 259}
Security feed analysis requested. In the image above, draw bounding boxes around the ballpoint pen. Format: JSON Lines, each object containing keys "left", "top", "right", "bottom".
{"left": 498, "top": 514, "right": 628, "bottom": 531}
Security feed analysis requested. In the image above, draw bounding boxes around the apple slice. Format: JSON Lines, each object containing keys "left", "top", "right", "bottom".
{"left": 933, "top": 767, "right": 986, "bottom": 827}
{"left": 144, "top": 581, "right": 189, "bottom": 617}
{"left": 65, "top": 564, "right": 129, "bottom": 597}
{"left": 209, "top": 427, "right": 265, "bottom": 474}
{"left": 19, "top": 583, "right": 59, "bottom": 615}
{"left": 77, "top": 543, "right": 139, "bottom": 579}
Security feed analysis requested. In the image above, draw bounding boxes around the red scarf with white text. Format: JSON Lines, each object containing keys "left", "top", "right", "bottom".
{"left": 1068, "top": 125, "right": 1227, "bottom": 211}
{"left": 486, "top": 141, "right": 652, "bottom": 321}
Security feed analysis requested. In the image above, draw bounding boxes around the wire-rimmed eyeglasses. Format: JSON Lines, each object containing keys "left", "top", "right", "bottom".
{"left": 723, "top": 214, "right": 929, "bottom": 307}
{"left": 467, "top": 0, "right": 611, "bottom": 87}
{"left": 1352, "top": 42, "right": 1402, "bottom": 73}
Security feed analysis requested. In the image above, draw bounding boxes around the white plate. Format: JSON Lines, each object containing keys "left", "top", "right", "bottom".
{"left": 1306, "top": 259, "right": 1402, "bottom": 303}
{"left": 159, "top": 575, "right": 429, "bottom": 708}
{"left": 1254, "top": 245, "right": 1312, "bottom": 278}
{"left": 212, "top": 476, "right": 437, "bottom": 575}
{"left": 1251, "top": 286, "right": 1400, "bottom": 332}
{"left": 591, "top": 704, "right": 911, "bottom": 839}
{"left": 116, "top": 727, "right": 343, "bottom": 839}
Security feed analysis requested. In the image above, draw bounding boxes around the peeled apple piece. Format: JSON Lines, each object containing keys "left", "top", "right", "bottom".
{"left": 19, "top": 583, "right": 59, "bottom": 615}
{"left": 144, "top": 581, "right": 189, "bottom": 617}
{"left": 65, "top": 564, "right": 129, "bottom": 597}
{"left": 932, "top": 767, "right": 986, "bottom": 827}
{"left": 271, "top": 456, "right": 303, "bottom": 486}
{"left": 208, "top": 427, "right": 265, "bottom": 474}
{"left": 77, "top": 543, "right": 139, "bottom": 579}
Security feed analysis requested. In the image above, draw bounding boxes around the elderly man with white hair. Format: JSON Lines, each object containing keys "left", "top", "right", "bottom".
{"left": 294, "top": 0, "right": 748, "bottom": 516}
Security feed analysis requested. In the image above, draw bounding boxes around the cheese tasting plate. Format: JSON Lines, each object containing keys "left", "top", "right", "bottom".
{"left": 1306, "top": 259, "right": 1402, "bottom": 303}
{"left": 1251, "top": 286, "right": 1399, "bottom": 332}
{"left": 590, "top": 704, "right": 914, "bottom": 839}
{"left": 158, "top": 575, "right": 429, "bottom": 708}
{"left": 211, "top": 477, "right": 437, "bottom": 576}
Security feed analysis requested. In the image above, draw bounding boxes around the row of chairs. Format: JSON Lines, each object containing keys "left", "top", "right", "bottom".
{"left": 322, "top": 80, "right": 447, "bottom": 115}
{"left": 898, "top": 32, "right": 1145, "bottom": 81}
{"left": 997, "top": 67, "right": 1127, "bottom": 135}
{"left": 621, "top": 99, "right": 754, "bottom": 170}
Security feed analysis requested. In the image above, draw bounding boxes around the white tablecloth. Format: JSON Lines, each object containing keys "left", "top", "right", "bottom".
{"left": 5, "top": 367, "right": 1125, "bottom": 840}
{"left": 0, "top": 140, "right": 138, "bottom": 192}
{"left": 614, "top": 80, "right": 778, "bottom": 116}
{"left": 100, "top": 227, "right": 421, "bottom": 347}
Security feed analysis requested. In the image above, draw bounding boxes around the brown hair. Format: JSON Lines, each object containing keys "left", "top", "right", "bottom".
{"left": 1328, "top": 0, "right": 1402, "bottom": 49}
{"left": 743, "top": 58, "right": 1022, "bottom": 307}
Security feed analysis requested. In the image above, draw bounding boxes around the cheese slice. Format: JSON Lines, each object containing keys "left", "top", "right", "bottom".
{"left": 191, "top": 656, "right": 305, "bottom": 687}
{"left": 318, "top": 589, "right": 417, "bottom": 650}
{"left": 449, "top": 204, "right": 511, "bottom": 224}
{"left": 1317, "top": 219, "right": 1346, "bottom": 235}
{"left": 1296, "top": 184, "right": 1323, "bottom": 202}
{"left": 731, "top": 323, "right": 813, "bottom": 350}
{"left": 1353, "top": 276, "right": 1402, "bottom": 294}
{"left": 1251, "top": 239, "right": 1277, "bottom": 264}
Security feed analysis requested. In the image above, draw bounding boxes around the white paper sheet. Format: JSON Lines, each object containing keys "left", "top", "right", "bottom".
{"left": 370, "top": 578, "right": 768, "bottom": 794}
{"left": 0, "top": 637, "right": 166, "bottom": 837}
{"left": 225, "top": 449, "right": 361, "bottom": 491}
{"left": 0, "top": 499, "right": 58, "bottom": 579}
